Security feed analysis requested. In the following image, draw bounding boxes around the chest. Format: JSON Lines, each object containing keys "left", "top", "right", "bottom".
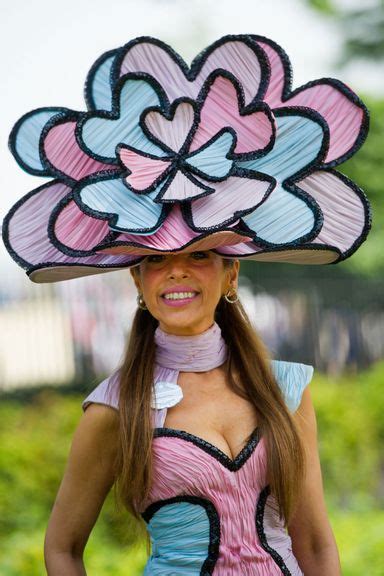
{"left": 162, "top": 370, "right": 258, "bottom": 461}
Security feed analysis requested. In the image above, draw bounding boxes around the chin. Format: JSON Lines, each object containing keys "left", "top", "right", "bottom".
{"left": 159, "top": 314, "right": 211, "bottom": 335}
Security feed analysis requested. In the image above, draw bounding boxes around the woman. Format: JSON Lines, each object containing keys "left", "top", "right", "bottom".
{"left": 44, "top": 250, "right": 341, "bottom": 574}
{"left": 3, "top": 33, "right": 369, "bottom": 575}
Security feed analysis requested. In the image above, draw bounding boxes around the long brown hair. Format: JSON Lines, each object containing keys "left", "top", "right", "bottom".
{"left": 115, "top": 264, "right": 305, "bottom": 530}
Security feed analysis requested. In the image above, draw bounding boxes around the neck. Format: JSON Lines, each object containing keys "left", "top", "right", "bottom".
{"left": 154, "top": 321, "right": 228, "bottom": 372}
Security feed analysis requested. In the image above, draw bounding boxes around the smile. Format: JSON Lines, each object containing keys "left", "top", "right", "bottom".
{"left": 161, "top": 291, "right": 200, "bottom": 306}
{"left": 163, "top": 291, "right": 198, "bottom": 300}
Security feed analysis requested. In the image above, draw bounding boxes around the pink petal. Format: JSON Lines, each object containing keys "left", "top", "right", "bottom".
{"left": 99, "top": 205, "right": 251, "bottom": 254}
{"left": 43, "top": 121, "right": 116, "bottom": 179}
{"left": 296, "top": 170, "right": 368, "bottom": 255}
{"left": 119, "top": 41, "right": 189, "bottom": 101}
{"left": 189, "top": 176, "right": 271, "bottom": 229}
{"left": 161, "top": 171, "right": 209, "bottom": 202}
{"left": 196, "top": 39, "right": 265, "bottom": 105}
{"left": 144, "top": 102, "right": 194, "bottom": 152}
{"left": 279, "top": 84, "right": 365, "bottom": 164}
{"left": 119, "top": 148, "right": 171, "bottom": 190}
{"left": 118, "top": 38, "right": 264, "bottom": 104}
{"left": 5, "top": 181, "right": 139, "bottom": 281}
{"left": 189, "top": 76, "right": 273, "bottom": 154}
{"left": 53, "top": 199, "right": 111, "bottom": 251}
{"left": 255, "top": 40, "right": 366, "bottom": 164}
{"left": 256, "top": 40, "right": 288, "bottom": 107}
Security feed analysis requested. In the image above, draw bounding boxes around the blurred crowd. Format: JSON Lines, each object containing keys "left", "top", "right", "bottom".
{"left": 1, "top": 268, "right": 383, "bottom": 391}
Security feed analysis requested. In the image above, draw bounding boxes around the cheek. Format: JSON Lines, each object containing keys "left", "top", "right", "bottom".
{"left": 136, "top": 270, "right": 159, "bottom": 303}
{"left": 202, "top": 272, "right": 226, "bottom": 304}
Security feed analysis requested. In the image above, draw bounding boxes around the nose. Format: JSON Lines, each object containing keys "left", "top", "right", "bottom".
{"left": 165, "top": 255, "right": 190, "bottom": 278}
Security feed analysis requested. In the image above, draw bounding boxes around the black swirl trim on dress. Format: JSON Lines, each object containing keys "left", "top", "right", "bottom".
{"left": 141, "top": 494, "right": 220, "bottom": 575}
{"left": 256, "top": 486, "right": 292, "bottom": 576}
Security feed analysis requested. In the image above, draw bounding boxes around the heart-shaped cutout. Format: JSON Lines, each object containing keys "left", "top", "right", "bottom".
{"left": 189, "top": 76, "right": 274, "bottom": 154}
{"left": 144, "top": 101, "right": 195, "bottom": 153}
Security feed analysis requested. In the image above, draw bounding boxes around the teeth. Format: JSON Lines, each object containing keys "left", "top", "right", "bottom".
{"left": 164, "top": 292, "right": 197, "bottom": 300}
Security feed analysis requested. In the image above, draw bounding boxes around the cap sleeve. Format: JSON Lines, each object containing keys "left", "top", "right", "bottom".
{"left": 82, "top": 371, "right": 120, "bottom": 412}
{"left": 270, "top": 360, "right": 314, "bottom": 413}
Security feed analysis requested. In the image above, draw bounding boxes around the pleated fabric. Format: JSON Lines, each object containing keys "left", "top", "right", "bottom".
{"left": 142, "top": 431, "right": 303, "bottom": 575}
{"left": 82, "top": 360, "right": 312, "bottom": 574}
{"left": 5, "top": 35, "right": 370, "bottom": 282}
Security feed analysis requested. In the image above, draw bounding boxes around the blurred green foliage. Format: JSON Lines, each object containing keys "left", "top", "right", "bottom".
{"left": 306, "top": 0, "right": 336, "bottom": 15}
{"left": 311, "top": 362, "right": 384, "bottom": 508}
{"left": 306, "top": 0, "right": 384, "bottom": 64}
{"left": 1, "top": 364, "right": 383, "bottom": 574}
{"left": 336, "top": 96, "right": 384, "bottom": 277}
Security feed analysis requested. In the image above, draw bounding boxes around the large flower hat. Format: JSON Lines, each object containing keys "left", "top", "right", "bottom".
{"left": 3, "top": 35, "right": 371, "bottom": 282}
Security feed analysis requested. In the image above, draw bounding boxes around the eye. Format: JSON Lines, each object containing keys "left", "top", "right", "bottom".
{"left": 191, "top": 251, "right": 209, "bottom": 260}
{"left": 146, "top": 255, "right": 166, "bottom": 264}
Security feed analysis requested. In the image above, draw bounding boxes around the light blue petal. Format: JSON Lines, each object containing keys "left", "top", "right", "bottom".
{"left": 79, "top": 177, "right": 164, "bottom": 233}
{"left": 81, "top": 79, "right": 166, "bottom": 160}
{"left": 270, "top": 360, "right": 314, "bottom": 413}
{"left": 239, "top": 114, "right": 324, "bottom": 243}
{"left": 12, "top": 108, "right": 65, "bottom": 172}
{"left": 87, "top": 53, "right": 116, "bottom": 111}
{"left": 242, "top": 186, "right": 315, "bottom": 243}
{"left": 185, "top": 131, "right": 234, "bottom": 178}
{"left": 144, "top": 501, "right": 211, "bottom": 574}
{"left": 238, "top": 114, "right": 325, "bottom": 181}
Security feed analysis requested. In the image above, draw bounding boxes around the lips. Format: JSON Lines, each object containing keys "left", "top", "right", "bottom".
{"left": 160, "top": 286, "right": 200, "bottom": 307}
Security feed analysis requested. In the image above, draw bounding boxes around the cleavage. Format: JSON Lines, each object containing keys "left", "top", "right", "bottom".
{"left": 161, "top": 370, "right": 258, "bottom": 460}
{"left": 163, "top": 397, "right": 258, "bottom": 461}
{"left": 163, "top": 422, "right": 242, "bottom": 461}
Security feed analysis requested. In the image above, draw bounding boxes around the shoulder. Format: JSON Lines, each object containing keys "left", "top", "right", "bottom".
{"left": 78, "top": 402, "right": 119, "bottom": 445}
{"left": 270, "top": 360, "right": 314, "bottom": 413}
{"left": 82, "top": 371, "right": 120, "bottom": 413}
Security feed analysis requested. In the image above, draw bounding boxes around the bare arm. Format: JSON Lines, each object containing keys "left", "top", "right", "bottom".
{"left": 288, "top": 387, "right": 342, "bottom": 575}
{"left": 44, "top": 403, "right": 119, "bottom": 575}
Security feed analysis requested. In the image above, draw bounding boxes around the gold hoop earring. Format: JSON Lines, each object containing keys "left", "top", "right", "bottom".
{"left": 224, "top": 288, "right": 239, "bottom": 304}
{"left": 137, "top": 294, "right": 148, "bottom": 310}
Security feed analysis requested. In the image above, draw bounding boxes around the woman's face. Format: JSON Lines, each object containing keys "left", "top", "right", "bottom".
{"left": 130, "top": 251, "right": 239, "bottom": 335}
